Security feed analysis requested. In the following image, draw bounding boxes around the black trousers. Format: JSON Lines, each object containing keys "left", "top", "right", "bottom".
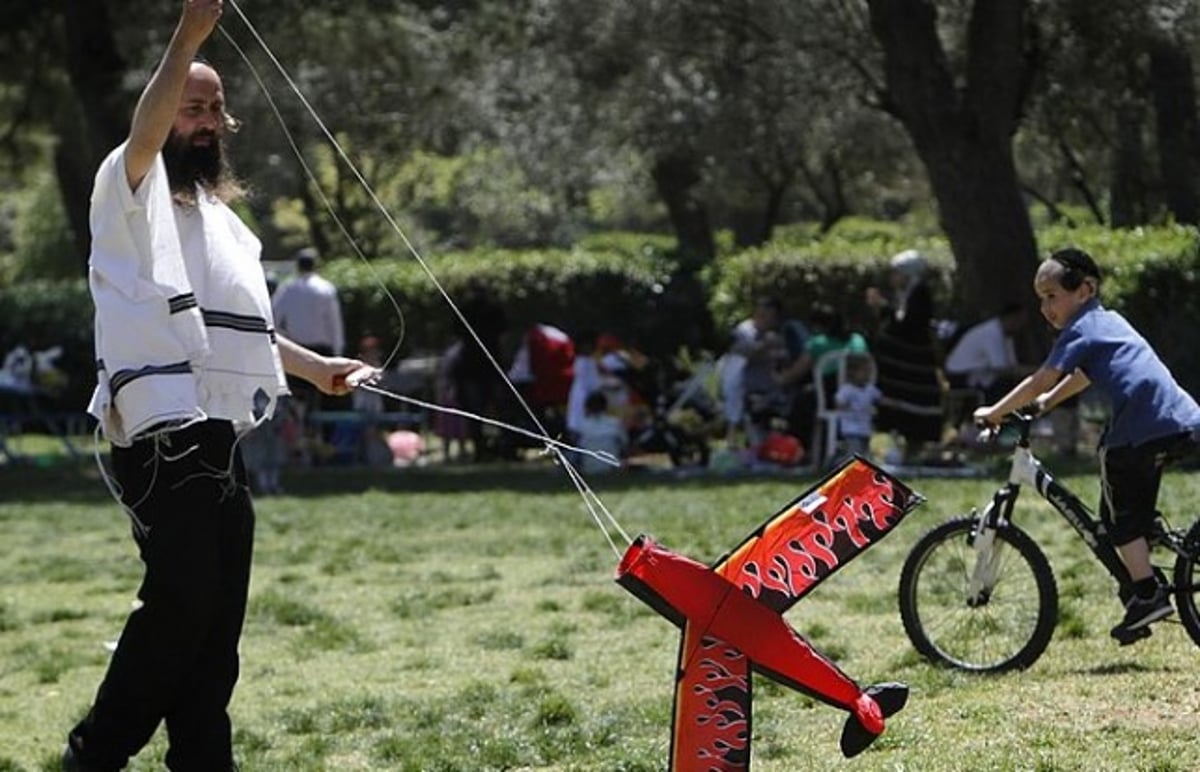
{"left": 70, "top": 420, "right": 254, "bottom": 771}
{"left": 1098, "top": 431, "right": 1197, "bottom": 545}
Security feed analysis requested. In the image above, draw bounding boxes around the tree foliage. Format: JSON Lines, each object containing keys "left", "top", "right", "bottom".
{"left": 1, "top": 0, "right": 1198, "bottom": 322}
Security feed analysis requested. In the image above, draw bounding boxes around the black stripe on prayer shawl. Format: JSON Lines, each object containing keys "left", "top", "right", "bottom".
{"left": 167, "top": 293, "right": 198, "bottom": 314}
{"left": 201, "top": 309, "right": 271, "bottom": 335}
{"left": 109, "top": 361, "right": 193, "bottom": 398}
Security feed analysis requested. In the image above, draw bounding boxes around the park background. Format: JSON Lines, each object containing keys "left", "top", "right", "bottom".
{"left": 2, "top": 1, "right": 1200, "bottom": 770}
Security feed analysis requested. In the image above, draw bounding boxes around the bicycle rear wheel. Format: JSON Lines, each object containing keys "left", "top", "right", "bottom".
{"left": 1172, "top": 518, "right": 1200, "bottom": 648}
{"left": 899, "top": 516, "right": 1058, "bottom": 673}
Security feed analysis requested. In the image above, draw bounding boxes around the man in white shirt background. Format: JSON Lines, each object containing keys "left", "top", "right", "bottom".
{"left": 271, "top": 247, "right": 345, "bottom": 360}
{"left": 271, "top": 246, "right": 347, "bottom": 416}
{"left": 944, "top": 302, "right": 1031, "bottom": 403}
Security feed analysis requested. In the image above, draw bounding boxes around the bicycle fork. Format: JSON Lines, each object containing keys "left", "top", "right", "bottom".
{"left": 965, "top": 494, "right": 1010, "bottom": 607}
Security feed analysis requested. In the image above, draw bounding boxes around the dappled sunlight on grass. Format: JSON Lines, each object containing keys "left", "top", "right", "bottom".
{"left": 0, "top": 465, "right": 1198, "bottom": 768}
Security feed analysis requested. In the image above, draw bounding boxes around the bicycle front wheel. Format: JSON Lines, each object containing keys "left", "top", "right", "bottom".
{"left": 1173, "top": 518, "right": 1200, "bottom": 648}
{"left": 899, "top": 516, "right": 1058, "bottom": 673}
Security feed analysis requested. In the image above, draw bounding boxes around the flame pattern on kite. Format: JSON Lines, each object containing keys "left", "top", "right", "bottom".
{"left": 717, "top": 465, "right": 909, "bottom": 614}
{"left": 677, "top": 632, "right": 751, "bottom": 767}
{"left": 615, "top": 457, "right": 924, "bottom": 769}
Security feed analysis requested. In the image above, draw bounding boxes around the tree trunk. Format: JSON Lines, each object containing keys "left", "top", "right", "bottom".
{"left": 1110, "top": 102, "right": 1149, "bottom": 227}
{"left": 924, "top": 141, "right": 1039, "bottom": 317}
{"left": 651, "top": 152, "right": 715, "bottom": 272}
{"left": 867, "top": 0, "right": 1042, "bottom": 339}
{"left": 1148, "top": 36, "right": 1200, "bottom": 225}
{"left": 58, "top": 0, "right": 131, "bottom": 272}
{"left": 731, "top": 180, "right": 788, "bottom": 248}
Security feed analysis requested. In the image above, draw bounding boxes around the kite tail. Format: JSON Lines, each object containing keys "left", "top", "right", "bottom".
{"left": 839, "top": 682, "right": 909, "bottom": 758}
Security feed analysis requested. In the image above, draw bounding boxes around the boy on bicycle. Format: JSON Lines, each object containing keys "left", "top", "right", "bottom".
{"left": 974, "top": 247, "right": 1200, "bottom": 641}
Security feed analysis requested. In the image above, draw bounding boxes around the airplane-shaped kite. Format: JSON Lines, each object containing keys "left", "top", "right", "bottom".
{"left": 615, "top": 456, "right": 924, "bottom": 768}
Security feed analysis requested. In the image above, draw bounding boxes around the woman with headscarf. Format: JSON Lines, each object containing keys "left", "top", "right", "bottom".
{"left": 865, "top": 249, "right": 944, "bottom": 458}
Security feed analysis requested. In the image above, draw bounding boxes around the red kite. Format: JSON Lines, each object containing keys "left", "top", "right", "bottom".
{"left": 615, "top": 457, "right": 923, "bottom": 768}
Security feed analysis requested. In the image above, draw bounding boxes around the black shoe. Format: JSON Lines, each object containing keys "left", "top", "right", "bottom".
{"left": 1110, "top": 586, "right": 1173, "bottom": 640}
{"left": 62, "top": 742, "right": 97, "bottom": 772}
{"left": 1112, "top": 624, "right": 1153, "bottom": 647}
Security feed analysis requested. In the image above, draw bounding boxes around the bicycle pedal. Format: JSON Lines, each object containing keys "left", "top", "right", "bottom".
{"left": 1111, "top": 625, "right": 1153, "bottom": 646}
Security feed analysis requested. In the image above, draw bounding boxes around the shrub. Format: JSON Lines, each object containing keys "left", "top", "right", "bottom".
{"left": 9, "top": 224, "right": 1200, "bottom": 409}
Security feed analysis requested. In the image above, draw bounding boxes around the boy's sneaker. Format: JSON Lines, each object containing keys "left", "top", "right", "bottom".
{"left": 1110, "top": 586, "right": 1174, "bottom": 640}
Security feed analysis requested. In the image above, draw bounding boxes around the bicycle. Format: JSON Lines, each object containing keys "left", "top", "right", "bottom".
{"left": 897, "top": 412, "right": 1200, "bottom": 672}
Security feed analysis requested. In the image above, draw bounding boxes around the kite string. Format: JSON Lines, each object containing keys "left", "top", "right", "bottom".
{"left": 218, "top": 3, "right": 632, "bottom": 557}
{"left": 359, "top": 382, "right": 631, "bottom": 556}
{"left": 219, "top": 0, "right": 546, "bottom": 441}
{"left": 217, "top": 26, "right": 407, "bottom": 372}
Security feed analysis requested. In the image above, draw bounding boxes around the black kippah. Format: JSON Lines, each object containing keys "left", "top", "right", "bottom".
{"left": 1048, "top": 248, "right": 1101, "bottom": 290}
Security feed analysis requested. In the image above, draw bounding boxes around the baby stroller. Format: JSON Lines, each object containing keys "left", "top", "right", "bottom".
{"left": 610, "top": 349, "right": 717, "bottom": 468}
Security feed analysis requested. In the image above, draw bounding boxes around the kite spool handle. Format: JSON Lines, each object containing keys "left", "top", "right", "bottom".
{"left": 333, "top": 366, "right": 380, "bottom": 392}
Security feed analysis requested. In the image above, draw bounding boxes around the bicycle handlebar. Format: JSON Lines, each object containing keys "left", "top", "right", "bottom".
{"left": 974, "top": 406, "right": 1040, "bottom": 445}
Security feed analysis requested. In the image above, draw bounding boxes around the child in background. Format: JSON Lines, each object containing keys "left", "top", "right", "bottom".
{"left": 567, "top": 330, "right": 603, "bottom": 438}
{"left": 351, "top": 336, "right": 385, "bottom": 415}
{"left": 975, "top": 248, "right": 1200, "bottom": 641}
{"left": 576, "top": 390, "right": 627, "bottom": 474}
{"left": 835, "top": 353, "right": 881, "bottom": 458}
{"left": 241, "top": 399, "right": 290, "bottom": 495}
{"left": 433, "top": 339, "right": 471, "bottom": 462}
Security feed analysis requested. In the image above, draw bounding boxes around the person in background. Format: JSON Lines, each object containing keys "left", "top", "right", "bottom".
{"left": 450, "top": 297, "right": 508, "bottom": 461}
{"left": 944, "top": 302, "right": 1031, "bottom": 403}
{"left": 432, "top": 337, "right": 471, "bottom": 462}
{"left": 345, "top": 335, "right": 394, "bottom": 466}
{"left": 866, "top": 249, "right": 944, "bottom": 460}
{"left": 834, "top": 353, "right": 882, "bottom": 458}
{"left": 271, "top": 247, "right": 345, "bottom": 360}
{"left": 567, "top": 329, "right": 603, "bottom": 438}
{"left": 271, "top": 245, "right": 346, "bottom": 418}
{"left": 350, "top": 335, "right": 385, "bottom": 415}
{"left": 66, "top": 2, "right": 370, "bottom": 769}
{"left": 777, "top": 304, "right": 869, "bottom": 444}
{"left": 576, "top": 389, "right": 627, "bottom": 474}
{"left": 725, "top": 297, "right": 804, "bottom": 446}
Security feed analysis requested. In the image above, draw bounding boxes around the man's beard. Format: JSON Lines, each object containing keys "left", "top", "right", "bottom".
{"left": 163, "top": 130, "right": 243, "bottom": 205}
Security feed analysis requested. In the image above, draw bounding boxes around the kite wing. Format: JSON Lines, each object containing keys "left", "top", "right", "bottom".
{"left": 713, "top": 456, "right": 923, "bottom": 614}
{"left": 670, "top": 623, "right": 752, "bottom": 771}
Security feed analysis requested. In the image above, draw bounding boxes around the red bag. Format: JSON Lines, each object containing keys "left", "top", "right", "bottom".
{"left": 757, "top": 432, "right": 805, "bottom": 465}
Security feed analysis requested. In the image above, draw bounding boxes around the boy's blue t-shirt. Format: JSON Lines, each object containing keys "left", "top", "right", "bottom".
{"left": 1045, "top": 298, "right": 1200, "bottom": 448}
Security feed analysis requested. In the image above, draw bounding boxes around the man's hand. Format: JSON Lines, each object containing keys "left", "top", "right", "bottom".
{"left": 329, "top": 363, "right": 383, "bottom": 395}
{"left": 178, "top": 0, "right": 224, "bottom": 48}
{"left": 277, "top": 337, "right": 382, "bottom": 396}
{"left": 319, "top": 359, "right": 382, "bottom": 396}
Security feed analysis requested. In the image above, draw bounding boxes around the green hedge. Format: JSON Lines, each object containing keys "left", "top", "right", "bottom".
{"left": 322, "top": 242, "right": 678, "bottom": 357}
{"left": 5, "top": 224, "right": 1200, "bottom": 413}
{"left": 706, "top": 230, "right": 955, "bottom": 335}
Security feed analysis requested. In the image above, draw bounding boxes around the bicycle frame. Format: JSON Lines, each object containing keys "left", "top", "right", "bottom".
{"left": 972, "top": 419, "right": 1133, "bottom": 591}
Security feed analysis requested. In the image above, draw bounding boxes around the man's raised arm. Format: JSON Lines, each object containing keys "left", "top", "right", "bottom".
{"left": 124, "top": 0, "right": 224, "bottom": 191}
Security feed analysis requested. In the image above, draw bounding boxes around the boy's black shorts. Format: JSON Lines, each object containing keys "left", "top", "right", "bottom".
{"left": 1098, "top": 430, "right": 1199, "bottom": 545}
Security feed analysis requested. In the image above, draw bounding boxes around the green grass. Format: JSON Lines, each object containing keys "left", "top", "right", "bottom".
{"left": 1, "top": 455, "right": 1198, "bottom": 770}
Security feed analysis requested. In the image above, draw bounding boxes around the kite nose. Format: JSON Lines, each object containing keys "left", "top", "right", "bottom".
{"left": 615, "top": 534, "right": 654, "bottom": 578}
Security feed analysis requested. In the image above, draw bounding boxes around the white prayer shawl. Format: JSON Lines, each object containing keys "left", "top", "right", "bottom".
{"left": 87, "top": 143, "right": 287, "bottom": 446}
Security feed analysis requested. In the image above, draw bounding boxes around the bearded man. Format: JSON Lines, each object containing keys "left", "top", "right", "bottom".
{"left": 64, "top": 2, "right": 372, "bottom": 769}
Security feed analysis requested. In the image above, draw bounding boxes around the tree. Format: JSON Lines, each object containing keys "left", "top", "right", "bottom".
{"left": 862, "top": 0, "right": 1042, "bottom": 322}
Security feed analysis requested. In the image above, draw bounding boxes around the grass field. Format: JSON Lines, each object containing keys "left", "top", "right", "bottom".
{"left": 1, "top": 449, "right": 1198, "bottom": 771}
